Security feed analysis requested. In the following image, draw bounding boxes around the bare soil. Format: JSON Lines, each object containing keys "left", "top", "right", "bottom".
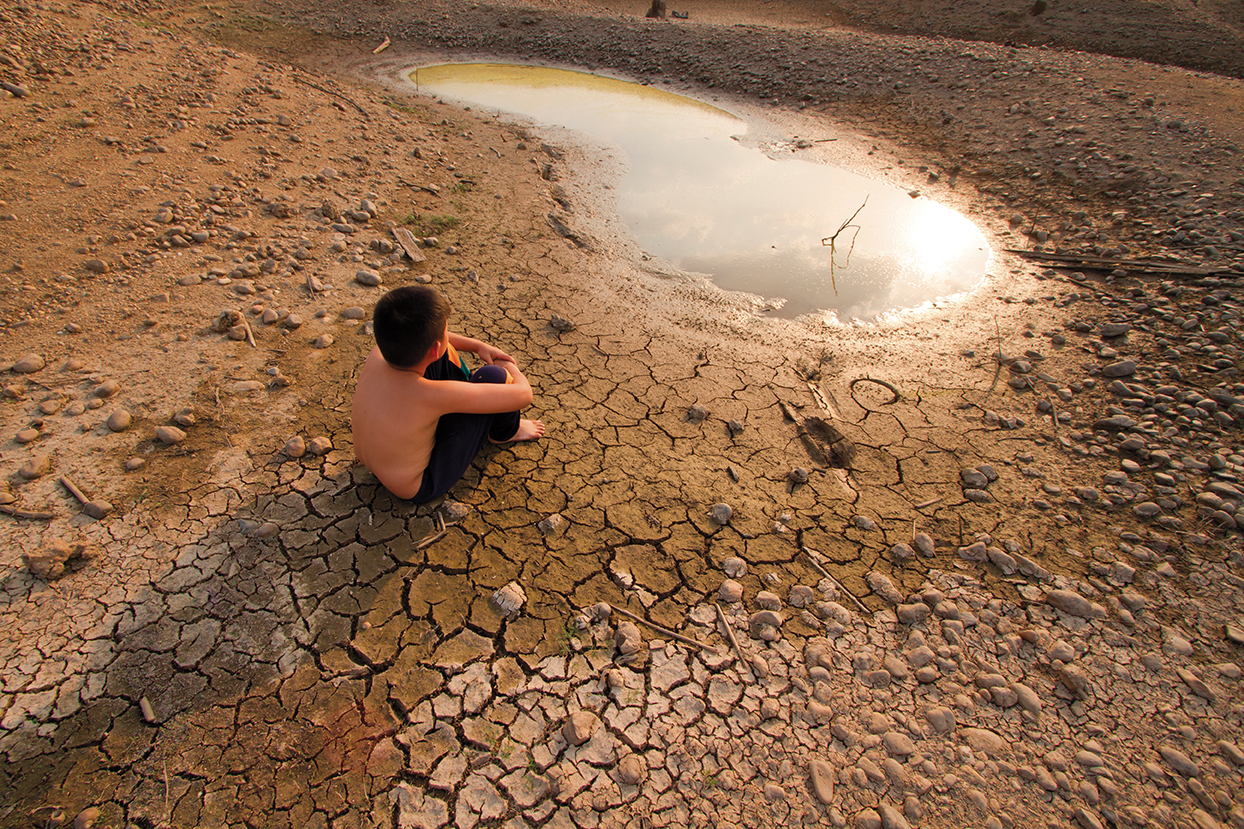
{"left": 1, "top": 0, "right": 1243, "bottom": 826}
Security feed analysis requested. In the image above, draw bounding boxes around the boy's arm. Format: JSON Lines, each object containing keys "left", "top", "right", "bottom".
{"left": 432, "top": 360, "right": 534, "bottom": 415}
{"left": 447, "top": 331, "right": 513, "bottom": 366}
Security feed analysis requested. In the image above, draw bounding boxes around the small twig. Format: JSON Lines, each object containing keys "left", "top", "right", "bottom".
{"left": 609, "top": 603, "right": 720, "bottom": 654}
{"left": 0, "top": 504, "right": 55, "bottom": 520}
{"left": 981, "top": 315, "right": 1005, "bottom": 400}
{"left": 490, "top": 147, "right": 501, "bottom": 158}
{"left": 59, "top": 476, "right": 89, "bottom": 505}
{"left": 803, "top": 546, "right": 870, "bottom": 618}
{"left": 801, "top": 547, "right": 831, "bottom": 579}
{"left": 824, "top": 572, "right": 870, "bottom": 617}
{"left": 240, "top": 317, "right": 256, "bottom": 348}
{"left": 914, "top": 496, "right": 944, "bottom": 510}
{"left": 415, "top": 530, "right": 446, "bottom": 550}
{"left": 290, "top": 73, "right": 369, "bottom": 117}
{"left": 372, "top": 36, "right": 391, "bottom": 54}
{"left": 849, "top": 376, "right": 902, "bottom": 406}
{"left": 714, "top": 603, "right": 753, "bottom": 683}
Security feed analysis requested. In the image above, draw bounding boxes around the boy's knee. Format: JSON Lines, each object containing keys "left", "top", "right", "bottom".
{"left": 470, "top": 364, "right": 509, "bottom": 385}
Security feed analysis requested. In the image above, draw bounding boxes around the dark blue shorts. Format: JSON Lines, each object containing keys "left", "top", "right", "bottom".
{"left": 411, "top": 352, "right": 521, "bottom": 503}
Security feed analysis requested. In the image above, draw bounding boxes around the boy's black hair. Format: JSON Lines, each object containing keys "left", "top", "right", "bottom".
{"left": 372, "top": 286, "right": 452, "bottom": 368}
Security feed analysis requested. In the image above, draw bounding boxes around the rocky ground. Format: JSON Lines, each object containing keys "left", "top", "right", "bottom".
{"left": 2, "top": 0, "right": 1244, "bottom": 828}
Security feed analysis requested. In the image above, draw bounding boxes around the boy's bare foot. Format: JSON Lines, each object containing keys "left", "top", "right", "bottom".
{"left": 491, "top": 418, "right": 545, "bottom": 443}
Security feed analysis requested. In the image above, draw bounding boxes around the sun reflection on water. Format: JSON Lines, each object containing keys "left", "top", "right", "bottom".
{"left": 410, "top": 63, "right": 990, "bottom": 322}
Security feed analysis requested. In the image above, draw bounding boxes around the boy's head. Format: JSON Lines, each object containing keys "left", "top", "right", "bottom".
{"left": 373, "top": 286, "right": 452, "bottom": 368}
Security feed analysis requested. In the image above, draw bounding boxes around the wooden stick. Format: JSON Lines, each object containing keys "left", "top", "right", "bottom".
{"left": 0, "top": 504, "right": 55, "bottom": 520}
{"left": 290, "top": 74, "right": 369, "bottom": 117}
{"left": 803, "top": 546, "right": 870, "bottom": 615}
{"left": 802, "top": 546, "right": 871, "bottom": 621}
{"left": 609, "top": 603, "right": 720, "bottom": 654}
{"left": 825, "top": 572, "right": 870, "bottom": 616}
{"left": 415, "top": 530, "right": 446, "bottom": 550}
{"left": 392, "top": 227, "right": 427, "bottom": 263}
{"left": 60, "top": 476, "right": 89, "bottom": 505}
{"left": 801, "top": 547, "right": 831, "bottom": 580}
{"left": 714, "top": 602, "right": 752, "bottom": 682}
{"left": 914, "top": 496, "right": 944, "bottom": 510}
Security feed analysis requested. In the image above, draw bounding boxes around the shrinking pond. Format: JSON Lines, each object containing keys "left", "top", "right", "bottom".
{"left": 411, "top": 63, "right": 990, "bottom": 322}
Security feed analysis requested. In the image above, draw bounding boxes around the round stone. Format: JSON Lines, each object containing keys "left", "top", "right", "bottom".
{"left": 106, "top": 410, "right": 132, "bottom": 432}
{"left": 283, "top": 435, "right": 306, "bottom": 458}
{"left": 93, "top": 379, "right": 120, "bottom": 398}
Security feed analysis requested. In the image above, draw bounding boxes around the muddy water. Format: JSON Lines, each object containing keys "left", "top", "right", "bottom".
{"left": 411, "top": 63, "right": 990, "bottom": 322}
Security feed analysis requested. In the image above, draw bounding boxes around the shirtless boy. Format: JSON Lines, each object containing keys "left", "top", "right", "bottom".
{"left": 351, "top": 286, "right": 545, "bottom": 502}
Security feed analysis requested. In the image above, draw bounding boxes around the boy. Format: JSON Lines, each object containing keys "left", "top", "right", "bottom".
{"left": 351, "top": 286, "right": 545, "bottom": 502}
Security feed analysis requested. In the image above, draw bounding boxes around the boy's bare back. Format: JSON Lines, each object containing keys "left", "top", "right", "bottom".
{"left": 352, "top": 338, "right": 545, "bottom": 500}
{"left": 351, "top": 346, "right": 442, "bottom": 500}
{"left": 353, "top": 287, "right": 543, "bottom": 501}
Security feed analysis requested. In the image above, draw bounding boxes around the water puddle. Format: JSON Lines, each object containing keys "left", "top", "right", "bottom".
{"left": 410, "top": 63, "right": 990, "bottom": 322}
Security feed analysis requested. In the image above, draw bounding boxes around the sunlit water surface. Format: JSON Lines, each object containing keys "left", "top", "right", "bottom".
{"left": 411, "top": 63, "right": 990, "bottom": 322}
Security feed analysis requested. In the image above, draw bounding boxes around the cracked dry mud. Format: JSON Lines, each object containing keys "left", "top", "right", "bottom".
{"left": 2, "top": 0, "right": 1244, "bottom": 828}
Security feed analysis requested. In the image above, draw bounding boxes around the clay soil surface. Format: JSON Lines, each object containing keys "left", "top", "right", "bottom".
{"left": 1, "top": 0, "right": 1243, "bottom": 827}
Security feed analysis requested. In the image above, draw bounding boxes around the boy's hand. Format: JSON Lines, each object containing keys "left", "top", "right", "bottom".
{"left": 476, "top": 343, "right": 514, "bottom": 365}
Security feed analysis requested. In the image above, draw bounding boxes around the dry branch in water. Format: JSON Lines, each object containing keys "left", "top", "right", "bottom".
{"left": 820, "top": 197, "right": 868, "bottom": 294}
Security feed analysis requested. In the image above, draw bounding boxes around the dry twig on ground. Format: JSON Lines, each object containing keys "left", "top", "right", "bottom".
{"left": 609, "top": 603, "right": 719, "bottom": 653}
